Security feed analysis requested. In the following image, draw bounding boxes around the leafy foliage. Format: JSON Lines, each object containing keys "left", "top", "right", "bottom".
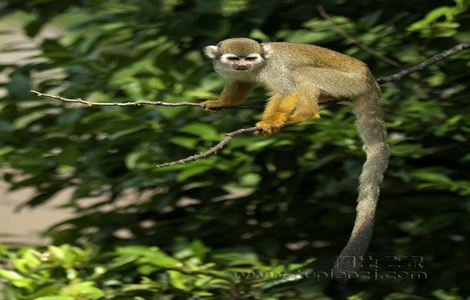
{"left": 0, "top": 243, "right": 320, "bottom": 299}
{"left": 0, "top": 0, "right": 469, "bottom": 298}
{"left": 2, "top": 243, "right": 465, "bottom": 299}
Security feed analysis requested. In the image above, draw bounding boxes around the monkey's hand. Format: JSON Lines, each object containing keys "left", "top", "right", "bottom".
{"left": 201, "top": 99, "right": 230, "bottom": 112}
{"left": 255, "top": 119, "right": 285, "bottom": 135}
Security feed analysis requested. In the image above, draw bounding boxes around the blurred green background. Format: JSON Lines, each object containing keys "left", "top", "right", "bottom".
{"left": 0, "top": 0, "right": 469, "bottom": 299}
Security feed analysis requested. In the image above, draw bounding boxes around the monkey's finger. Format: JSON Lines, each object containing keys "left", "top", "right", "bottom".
{"left": 201, "top": 100, "right": 226, "bottom": 112}
{"left": 201, "top": 105, "right": 223, "bottom": 112}
{"left": 253, "top": 128, "right": 268, "bottom": 135}
{"left": 254, "top": 126, "right": 281, "bottom": 135}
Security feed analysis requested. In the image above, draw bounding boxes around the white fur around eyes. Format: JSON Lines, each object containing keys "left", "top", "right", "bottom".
{"left": 221, "top": 53, "right": 237, "bottom": 63}
{"left": 246, "top": 54, "right": 261, "bottom": 59}
{"left": 220, "top": 53, "right": 264, "bottom": 64}
{"left": 223, "top": 54, "right": 238, "bottom": 59}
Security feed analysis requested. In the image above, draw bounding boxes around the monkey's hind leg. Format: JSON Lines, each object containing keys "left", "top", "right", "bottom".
{"left": 256, "top": 92, "right": 299, "bottom": 134}
{"left": 285, "top": 80, "right": 321, "bottom": 125}
{"left": 285, "top": 94, "right": 321, "bottom": 124}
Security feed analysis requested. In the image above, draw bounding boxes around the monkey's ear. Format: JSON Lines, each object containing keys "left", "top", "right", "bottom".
{"left": 262, "top": 44, "right": 272, "bottom": 59}
{"left": 203, "top": 45, "right": 219, "bottom": 59}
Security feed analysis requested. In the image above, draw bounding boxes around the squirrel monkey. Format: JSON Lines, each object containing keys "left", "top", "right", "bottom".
{"left": 202, "top": 38, "right": 389, "bottom": 277}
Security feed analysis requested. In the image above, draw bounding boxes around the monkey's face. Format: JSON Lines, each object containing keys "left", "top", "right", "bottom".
{"left": 203, "top": 38, "right": 271, "bottom": 74}
{"left": 219, "top": 53, "right": 264, "bottom": 72}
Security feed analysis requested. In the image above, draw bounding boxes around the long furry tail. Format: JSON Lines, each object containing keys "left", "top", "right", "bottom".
{"left": 332, "top": 78, "right": 389, "bottom": 279}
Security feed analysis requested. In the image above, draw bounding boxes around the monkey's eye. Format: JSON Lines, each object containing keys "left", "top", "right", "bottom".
{"left": 245, "top": 56, "right": 258, "bottom": 61}
{"left": 227, "top": 56, "right": 240, "bottom": 61}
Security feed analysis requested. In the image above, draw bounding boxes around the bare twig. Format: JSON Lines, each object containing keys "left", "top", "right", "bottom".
{"left": 31, "top": 90, "right": 262, "bottom": 109}
{"left": 377, "top": 41, "right": 470, "bottom": 84}
{"left": 156, "top": 127, "right": 261, "bottom": 168}
{"left": 316, "top": 5, "right": 401, "bottom": 67}
{"left": 32, "top": 42, "right": 470, "bottom": 167}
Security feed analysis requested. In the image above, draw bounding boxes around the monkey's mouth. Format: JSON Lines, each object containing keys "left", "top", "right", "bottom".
{"left": 233, "top": 66, "right": 250, "bottom": 71}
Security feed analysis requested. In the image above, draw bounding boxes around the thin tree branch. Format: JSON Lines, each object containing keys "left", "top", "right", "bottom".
{"left": 316, "top": 5, "right": 401, "bottom": 67}
{"left": 377, "top": 41, "right": 470, "bottom": 84}
{"left": 156, "top": 126, "right": 261, "bottom": 168}
{"left": 30, "top": 90, "right": 262, "bottom": 110}
{"left": 31, "top": 42, "right": 470, "bottom": 167}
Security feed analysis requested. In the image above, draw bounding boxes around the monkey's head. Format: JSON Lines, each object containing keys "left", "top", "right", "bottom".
{"left": 204, "top": 38, "right": 271, "bottom": 73}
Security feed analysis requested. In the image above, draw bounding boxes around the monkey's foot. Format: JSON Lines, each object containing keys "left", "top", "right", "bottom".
{"left": 201, "top": 99, "right": 229, "bottom": 111}
{"left": 255, "top": 120, "right": 284, "bottom": 135}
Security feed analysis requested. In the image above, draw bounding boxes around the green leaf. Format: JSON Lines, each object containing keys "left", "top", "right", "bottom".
{"left": 125, "top": 151, "right": 142, "bottom": 170}
{"left": 23, "top": 284, "right": 61, "bottom": 300}
{"left": 239, "top": 173, "right": 261, "bottom": 186}
{"left": 170, "top": 137, "right": 199, "bottom": 149}
{"left": 36, "top": 296, "right": 74, "bottom": 300}
{"left": 383, "top": 293, "right": 427, "bottom": 300}
{"left": 66, "top": 281, "right": 105, "bottom": 299}
{"left": 109, "top": 124, "right": 147, "bottom": 139}
{"left": 411, "top": 170, "right": 453, "bottom": 184}
{"left": 179, "top": 123, "right": 219, "bottom": 141}
{"left": 117, "top": 246, "right": 181, "bottom": 269}
{"left": 245, "top": 138, "right": 276, "bottom": 151}
{"left": 0, "top": 269, "right": 34, "bottom": 288}
{"left": 177, "top": 164, "right": 212, "bottom": 181}
{"left": 13, "top": 109, "right": 56, "bottom": 129}
{"left": 0, "top": 146, "right": 14, "bottom": 156}
{"left": 285, "top": 30, "right": 333, "bottom": 43}
{"left": 213, "top": 252, "right": 260, "bottom": 267}
{"left": 432, "top": 289, "right": 463, "bottom": 300}
{"left": 168, "top": 270, "right": 188, "bottom": 291}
